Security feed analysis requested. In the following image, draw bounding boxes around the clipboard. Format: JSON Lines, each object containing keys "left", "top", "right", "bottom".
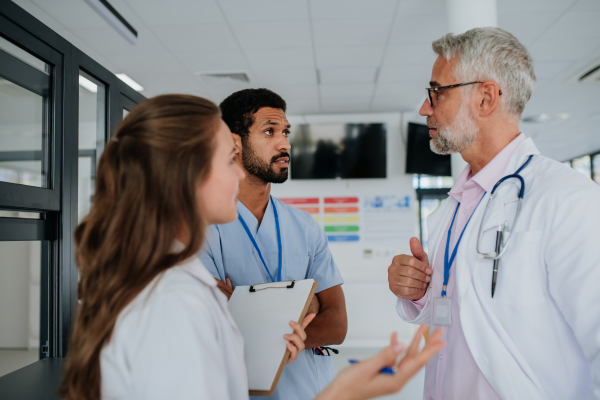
{"left": 227, "top": 279, "right": 318, "bottom": 396}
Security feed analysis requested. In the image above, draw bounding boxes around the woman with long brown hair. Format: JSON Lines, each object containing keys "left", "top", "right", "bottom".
{"left": 59, "top": 94, "right": 443, "bottom": 400}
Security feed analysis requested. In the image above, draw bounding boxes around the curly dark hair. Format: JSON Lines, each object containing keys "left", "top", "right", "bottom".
{"left": 219, "top": 88, "right": 287, "bottom": 140}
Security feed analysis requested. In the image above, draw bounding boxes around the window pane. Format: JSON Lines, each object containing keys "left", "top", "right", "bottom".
{"left": 0, "top": 241, "right": 41, "bottom": 377}
{"left": 78, "top": 71, "right": 106, "bottom": 222}
{"left": 0, "top": 77, "right": 48, "bottom": 187}
{"left": 572, "top": 155, "right": 591, "bottom": 179}
{"left": 123, "top": 108, "right": 129, "bottom": 119}
{"left": 593, "top": 155, "right": 600, "bottom": 185}
{"left": 0, "top": 36, "right": 48, "bottom": 75}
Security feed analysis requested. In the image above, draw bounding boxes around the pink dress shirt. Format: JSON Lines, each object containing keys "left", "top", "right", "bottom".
{"left": 413, "top": 133, "right": 526, "bottom": 400}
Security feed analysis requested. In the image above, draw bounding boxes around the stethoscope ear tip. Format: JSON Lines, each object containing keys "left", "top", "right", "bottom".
{"left": 477, "top": 254, "right": 485, "bottom": 260}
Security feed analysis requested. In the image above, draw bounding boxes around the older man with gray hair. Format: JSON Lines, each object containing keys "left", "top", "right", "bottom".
{"left": 388, "top": 27, "right": 600, "bottom": 399}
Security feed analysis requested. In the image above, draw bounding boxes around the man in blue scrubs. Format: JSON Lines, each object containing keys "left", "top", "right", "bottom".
{"left": 198, "top": 88, "right": 347, "bottom": 400}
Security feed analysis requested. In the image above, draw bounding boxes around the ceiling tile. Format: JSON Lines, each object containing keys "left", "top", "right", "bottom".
{"left": 124, "top": 0, "right": 225, "bottom": 25}
{"left": 245, "top": 47, "right": 315, "bottom": 69}
{"left": 498, "top": 12, "right": 559, "bottom": 45}
{"left": 497, "top": 0, "right": 575, "bottom": 14}
{"left": 219, "top": 0, "right": 309, "bottom": 21}
{"left": 253, "top": 68, "right": 317, "bottom": 86}
{"left": 533, "top": 61, "right": 572, "bottom": 80}
{"left": 313, "top": 18, "right": 393, "bottom": 47}
{"left": 321, "top": 96, "right": 371, "bottom": 113}
{"left": 208, "top": 84, "right": 262, "bottom": 103}
{"left": 572, "top": 0, "right": 600, "bottom": 12}
{"left": 378, "top": 64, "right": 432, "bottom": 84}
{"left": 31, "top": 0, "right": 109, "bottom": 29}
{"left": 396, "top": 0, "right": 445, "bottom": 16}
{"left": 373, "top": 82, "right": 424, "bottom": 98}
{"left": 383, "top": 44, "right": 437, "bottom": 66}
{"left": 389, "top": 15, "right": 448, "bottom": 45}
{"left": 176, "top": 49, "right": 249, "bottom": 73}
{"left": 529, "top": 39, "right": 600, "bottom": 62}
{"left": 109, "top": 52, "right": 186, "bottom": 74}
{"left": 285, "top": 97, "right": 321, "bottom": 114}
{"left": 370, "top": 95, "right": 418, "bottom": 112}
{"left": 315, "top": 45, "right": 385, "bottom": 68}
{"left": 263, "top": 84, "right": 319, "bottom": 100}
{"left": 152, "top": 23, "right": 239, "bottom": 52}
{"left": 541, "top": 10, "right": 600, "bottom": 40}
{"left": 230, "top": 20, "right": 312, "bottom": 48}
{"left": 320, "top": 84, "right": 374, "bottom": 99}
{"left": 12, "top": 0, "right": 66, "bottom": 32}
{"left": 319, "top": 68, "right": 379, "bottom": 85}
{"left": 127, "top": 72, "right": 204, "bottom": 95}
{"left": 73, "top": 26, "right": 164, "bottom": 55}
{"left": 309, "top": 0, "right": 397, "bottom": 19}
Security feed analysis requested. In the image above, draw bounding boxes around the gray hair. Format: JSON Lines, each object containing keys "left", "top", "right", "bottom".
{"left": 432, "top": 27, "right": 536, "bottom": 118}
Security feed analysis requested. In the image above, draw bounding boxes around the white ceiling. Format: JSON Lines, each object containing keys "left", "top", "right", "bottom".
{"left": 8, "top": 0, "right": 600, "bottom": 161}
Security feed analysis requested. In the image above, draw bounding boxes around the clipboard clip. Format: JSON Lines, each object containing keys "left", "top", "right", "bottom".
{"left": 249, "top": 280, "right": 295, "bottom": 292}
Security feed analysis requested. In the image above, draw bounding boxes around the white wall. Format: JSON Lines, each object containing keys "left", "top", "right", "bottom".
{"left": 272, "top": 112, "right": 420, "bottom": 346}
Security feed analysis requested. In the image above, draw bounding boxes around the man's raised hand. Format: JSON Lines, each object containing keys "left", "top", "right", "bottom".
{"left": 388, "top": 237, "right": 432, "bottom": 301}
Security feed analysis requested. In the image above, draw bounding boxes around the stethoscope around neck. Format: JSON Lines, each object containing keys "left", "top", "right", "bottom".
{"left": 476, "top": 155, "right": 534, "bottom": 261}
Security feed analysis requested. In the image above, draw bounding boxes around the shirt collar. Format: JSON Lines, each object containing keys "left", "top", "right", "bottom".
{"left": 449, "top": 133, "right": 526, "bottom": 200}
{"left": 236, "top": 197, "right": 273, "bottom": 235}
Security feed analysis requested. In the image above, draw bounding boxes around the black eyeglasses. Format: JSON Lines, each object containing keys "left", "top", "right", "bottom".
{"left": 426, "top": 81, "right": 484, "bottom": 106}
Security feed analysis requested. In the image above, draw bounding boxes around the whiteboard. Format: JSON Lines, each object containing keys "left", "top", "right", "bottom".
{"left": 227, "top": 279, "right": 317, "bottom": 396}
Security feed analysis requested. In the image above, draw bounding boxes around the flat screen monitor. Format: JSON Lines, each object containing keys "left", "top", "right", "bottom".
{"left": 290, "top": 123, "right": 386, "bottom": 179}
{"left": 405, "top": 122, "right": 451, "bottom": 176}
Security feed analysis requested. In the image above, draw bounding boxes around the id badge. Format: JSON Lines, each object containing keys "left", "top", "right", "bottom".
{"left": 433, "top": 297, "right": 452, "bottom": 326}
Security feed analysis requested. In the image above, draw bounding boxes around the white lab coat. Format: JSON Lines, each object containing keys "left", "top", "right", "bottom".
{"left": 397, "top": 138, "right": 600, "bottom": 400}
{"left": 100, "top": 255, "right": 249, "bottom": 400}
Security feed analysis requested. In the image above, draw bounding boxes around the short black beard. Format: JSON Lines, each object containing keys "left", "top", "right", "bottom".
{"left": 241, "top": 138, "right": 289, "bottom": 184}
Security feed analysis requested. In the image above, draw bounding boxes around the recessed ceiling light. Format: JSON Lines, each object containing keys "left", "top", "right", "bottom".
{"left": 116, "top": 73, "right": 144, "bottom": 92}
{"left": 521, "top": 113, "right": 569, "bottom": 124}
{"left": 83, "top": 0, "right": 138, "bottom": 45}
{"left": 79, "top": 75, "right": 98, "bottom": 93}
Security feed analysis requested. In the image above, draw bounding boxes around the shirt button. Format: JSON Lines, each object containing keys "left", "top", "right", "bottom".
{"left": 479, "top": 357, "right": 488, "bottom": 366}
{"left": 463, "top": 208, "right": 468, "bottom": 214}
{"left": 439, "top": 354, "right": 443, "bottom": 359}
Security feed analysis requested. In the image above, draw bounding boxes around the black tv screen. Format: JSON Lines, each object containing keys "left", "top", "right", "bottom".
{"left": 405, "top": 122, "right": 451, "bottom": 176}
{"left": 290, "top": 123, "right": 386, "bottom": 179}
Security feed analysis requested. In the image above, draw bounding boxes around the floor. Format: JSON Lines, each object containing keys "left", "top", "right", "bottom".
{"left": 332, "top": 347, "right": 425, "bottom": 400}
{"left": 0, "top": 349, "right": 39, "bottom": 378}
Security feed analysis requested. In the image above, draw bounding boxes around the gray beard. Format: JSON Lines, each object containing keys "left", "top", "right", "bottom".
{"left": 241, "top": 138, "right": 288, "bottom": 184}
{"left": 429, "top": 102, "right": 478, "bottom": 155}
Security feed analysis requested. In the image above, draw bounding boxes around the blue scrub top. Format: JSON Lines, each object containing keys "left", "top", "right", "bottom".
{"left": 198, "top": 197, "right": 344, "bottom": 400}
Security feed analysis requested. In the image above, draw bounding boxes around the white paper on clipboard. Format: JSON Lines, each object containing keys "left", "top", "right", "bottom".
{"left": 227, "top": 279, "right": 318, "bottom": 396}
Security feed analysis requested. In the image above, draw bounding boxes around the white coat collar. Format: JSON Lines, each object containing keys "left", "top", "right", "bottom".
{"left": 172, "top": 240, "right": 217, "bottom": 288}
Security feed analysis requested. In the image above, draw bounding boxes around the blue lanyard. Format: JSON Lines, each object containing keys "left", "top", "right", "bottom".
{"left": 238, "top": 196, "right": 282, "bottom": 282}
{"left": 442, "top": 195, "right": 486, "bottom": 297}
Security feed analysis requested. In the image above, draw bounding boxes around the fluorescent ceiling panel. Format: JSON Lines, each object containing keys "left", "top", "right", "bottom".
{"left": 116, "top": 73, "right": 144, "bottom": 91}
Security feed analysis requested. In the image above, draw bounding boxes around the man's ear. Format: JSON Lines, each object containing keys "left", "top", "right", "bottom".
{"left": 231, "top": 132, "right": 243, "bottom": 155}
{"left": 478, "top": 80, "right": 501, "bottom": 117}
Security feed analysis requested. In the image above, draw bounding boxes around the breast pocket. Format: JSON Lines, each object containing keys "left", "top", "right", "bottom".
{"left": 283, "top": 255, "right": 310, "bottom": 282}
{"left": 478, "top": 230, "right": 546, "bottom": 305}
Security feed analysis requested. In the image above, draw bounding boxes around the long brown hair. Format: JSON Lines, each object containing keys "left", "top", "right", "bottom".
{"left": 59, "top": 95, "right": 221, "bottom": 400}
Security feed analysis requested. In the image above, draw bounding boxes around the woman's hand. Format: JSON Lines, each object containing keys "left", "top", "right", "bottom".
{"left": 284, "top": 313, "right": 316, "bottom": 364}
{"left": 316, "top": 325, "right": 444, "bottom": 400}
{"left": 214, "top": 278, "right": 233, "bottom": 300}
